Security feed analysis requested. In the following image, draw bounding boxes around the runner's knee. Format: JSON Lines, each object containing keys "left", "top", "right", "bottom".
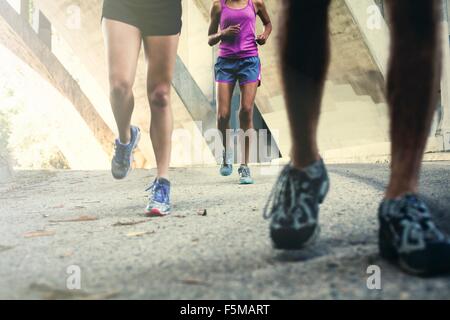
{"left": 239, "top": 106, "right": 253, "bottom": 124}
{"left": 110, "top": 78, "right": 133, "bottom": 101}
{"left": 217, "top": 111, "right": 231, "bottom": 126}
{"left": 149, "top": 84, "right": 171, "bottom": 109}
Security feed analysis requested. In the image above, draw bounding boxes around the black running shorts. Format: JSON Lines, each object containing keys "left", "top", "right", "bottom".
{"left": 102, "top": 0, "right": 182, "bottom": 36}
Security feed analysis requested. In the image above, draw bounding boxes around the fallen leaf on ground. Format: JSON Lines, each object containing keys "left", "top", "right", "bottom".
{"left": 49, "top": 215, "right": 98, "bottom": 223}
{"left": 180, "top": 279, "right": 208, "bottom": 286}
{"left": 0, "top": 245, "right": 14, "bottom": 253}
{"left": 197, "top": 209, "right": 207, "bottom": 216}
{"left": 113, "top": 220, "right": 148, "bottom": 227}
{"left": 126, "top": 231, "right": 155, "bottom": 237}
{"left": 59, "top": 251, "right": 74, "bottom": 258}
{"left": 30, "top": 283, "right": 119, "bottom": 300}
{"left": 23, "top": 230, "right": 55, "bottom": 238}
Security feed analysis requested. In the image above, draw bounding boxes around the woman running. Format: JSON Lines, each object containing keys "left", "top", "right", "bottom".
{"left": 102, "top": 0, "right": 182, "bottom": 216}
{"left": 208, "top": 0, "right": 272, "bottom": 184}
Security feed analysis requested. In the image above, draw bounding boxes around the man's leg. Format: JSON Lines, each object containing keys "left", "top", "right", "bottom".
{"left": 378, "top": 0, "right": 450, "bottom": 276}
{"left": 280, "top": 0, "right": 331, "bottom": 169}
{"left": 217, "top": 82, "right": 235, "bottom": 176}
{"left": 102, "top": 19, "right": 142, "bottom": 180}
{"left": 264, "top": 0, "right": 331, "bottom": 250}
{"left": 143, "top": 35, "right": 179, "bottom": 216}
{"left": 385, "top": 0, "right": 442, "bottom": 198}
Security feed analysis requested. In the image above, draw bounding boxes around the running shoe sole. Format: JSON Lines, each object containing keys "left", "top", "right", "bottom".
{"left": 145, "top": 207, "right": 170, "bottom": 217}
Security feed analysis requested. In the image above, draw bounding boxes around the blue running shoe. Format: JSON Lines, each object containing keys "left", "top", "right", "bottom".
{"left": 264, "top": 159, "right": 329, "bottom": 250}
{"left": 220, "top": 150, "right": 233, "bottom": 176}
{"left": 238, "top": 165, "right": 254, "bottom": 185}
{"left": 145, "top": 178, "right": 171, "bottom": 216}
{"left": 111, "top": 126, "right": 140, "bottom": 180}
{"left": 379, "top": 194, "right": 450, "bottom": 276}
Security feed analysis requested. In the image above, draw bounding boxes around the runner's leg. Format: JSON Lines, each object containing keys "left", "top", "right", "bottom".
{"left": 143, "top": 35, "right": 179, "bottom": 179}
{"left": 102, "top": 19, "right": 141, "bottom": 145}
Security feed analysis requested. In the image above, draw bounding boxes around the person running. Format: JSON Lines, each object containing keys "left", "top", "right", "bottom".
{"left": 264, "top": 0, "right": 450, "bottom": 276}
{"left": 208, "top": 0, "right": 272, "bottom": 184}
{"left": 102, "top": 0, "right": 182, "bottom": 216}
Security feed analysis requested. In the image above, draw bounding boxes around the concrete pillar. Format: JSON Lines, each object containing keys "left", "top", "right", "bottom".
{"left": 20, "top": 0, "right": 29, "bottom": 21}
{"left": 440, "top": 0, "right": 450, "bottom": 150}
{"left": 38, "top": 11, "right": 51, "bottom": 49}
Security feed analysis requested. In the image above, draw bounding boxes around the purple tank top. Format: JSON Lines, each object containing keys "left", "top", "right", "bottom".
{"left": 219, "top": 0, "right": 258, "bottom": 59}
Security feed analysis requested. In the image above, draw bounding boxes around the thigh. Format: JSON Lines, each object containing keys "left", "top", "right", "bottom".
{"left": 143, "top": 35, "right": 180, "bottom": 90}
{"left": 240, "top": 82, "right": 258, "bottom": 111}
{"left": 217, "top": 82, "right": 235, "bottom": 117}
{"left": 102, "top": 18, "right": 142, "bottom": 85}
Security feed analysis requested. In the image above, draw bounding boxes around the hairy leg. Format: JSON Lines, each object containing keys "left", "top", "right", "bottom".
{"left": 239, "top": 82, "right": 258, "bottom": 165}
{"left": 385, "top": 0, "right": 442, "bottom": 198}
{"left": 102, "top": 19, "right": 141, "bottom": 144}
{"left": 279, "top": 0, "right": 331, "bottom": 168}
{"left": 143, "top": 35, "right": 179, "bottom": 179}
{"left": 217, "top": 82, "right": 235, "bottom": 155}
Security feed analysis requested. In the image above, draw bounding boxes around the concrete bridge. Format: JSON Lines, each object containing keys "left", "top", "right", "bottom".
{"left": 1, "top": 0, "right": 449, "bottom": 172}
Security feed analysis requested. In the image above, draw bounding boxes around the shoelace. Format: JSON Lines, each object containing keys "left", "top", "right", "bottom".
{"left": 263, "top": 165, "right": 292, "bottom": 219}
{"left": 145, "top": 180, "right": 169, "bottom": 203}
{"left": 399, "top": 195, "right": 444, "bottom": 241}
{"left": 239, "top": 166, "right": 250, "bottom": 178}
{"left": 114, "top": 143, "right": 128, "bottom": 165}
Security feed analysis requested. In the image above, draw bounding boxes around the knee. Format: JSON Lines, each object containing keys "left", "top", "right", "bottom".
{"left": 110, "top": 78, "right": 133, "bottom": 101}
{"left": 149, "top": 84, "right": 171, "bottom": 110}
{"left": 217, "top": 111, "right": 231, "bottom": 126}
{"left": 239, "top": 105, "right": 253, "bottom": 123}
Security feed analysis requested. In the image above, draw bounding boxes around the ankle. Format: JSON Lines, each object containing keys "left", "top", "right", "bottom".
{"left": 385, "top": 185, "right": 418, "bottom": 200}
{"left": 292, "top": 154, "right": 321, "bottom": 170}
{"left": 157, "top": 175, "right": 170, "bottom": 181}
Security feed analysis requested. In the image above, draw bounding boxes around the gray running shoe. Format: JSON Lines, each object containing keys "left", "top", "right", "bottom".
{"left": 264, "top": 159, "right": 329, "bottom": 249}
{"left": 379, "top": 194, "right": 450, "bottom": 276}
{"left": 111, "top": 126, "right": 140, "bottom": 180}
{"left": 220, "top": 150, "right": 233, "bottom": 176}
{"left": 238, "top": 165, "right": 254, "bottom": 185}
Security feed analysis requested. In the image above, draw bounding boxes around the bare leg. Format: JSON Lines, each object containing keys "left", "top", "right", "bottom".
{"left": 102, "top": 19, "right": 141, "bottom": 144}
{"left": 239, "top": 82, "right": 258, "bottom": 165}
{"left": 279, "top": 0, "right": 331, "bottom": 169}
{"left": 385, "top": 0, "right": 442, "bottom": 199}
{"left": 217, "top": 82, "right": 235, "bottom": 154}
{"left": 143, "top": 35, "right": 179, "bottom": 179}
